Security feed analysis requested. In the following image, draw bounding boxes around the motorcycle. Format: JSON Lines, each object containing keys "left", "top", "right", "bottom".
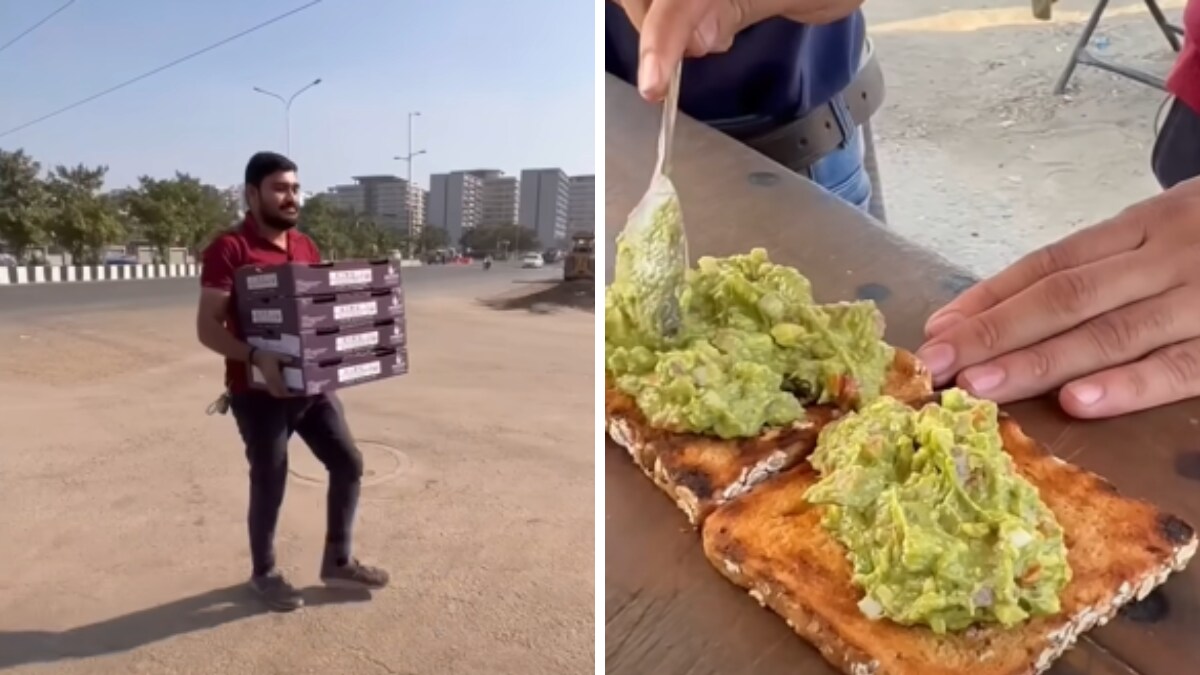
{"left": 483, "top": 258, "right": 492, "bottom": 271}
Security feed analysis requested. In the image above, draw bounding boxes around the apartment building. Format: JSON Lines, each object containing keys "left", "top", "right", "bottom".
{"left": 463, "top": 169, "right": 520, "bottom": 229}
{"left": 323, "top": 175, "right": 422, "bottom": 234}
{"left": 518, "top": 168, "right": 569, "bottom": 247}
{"left": 567, "top": 174, "right": 595, "bottom": 235}
{"left": 428, "top": 172, "right": 484, "bottom": 245}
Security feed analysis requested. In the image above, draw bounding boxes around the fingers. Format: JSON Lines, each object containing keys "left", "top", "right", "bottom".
{"left": 953, "top": 285, "right": 1198, "bottom": 403}
{"left": 617, "top": 0, "right": 650, "bottom": 30}
{"left": 266, "top": 370, "right": 293, "bottom": 398}
{"left": 1059, "top": 335, "right": 1200, "bottom": 418}
{"left": 684, "top": 9, "right": 722, "bottom": 57}
{"left": 638, "top": 0, "right": 717, "bottom": 99}
{"left": 917, "top": 249, "right": 1174, "bottom": 385}
{"left": 924, "top": 214, "right": 1147, "bottom": 338}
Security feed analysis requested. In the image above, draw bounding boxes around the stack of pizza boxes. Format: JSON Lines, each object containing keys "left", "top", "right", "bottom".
{"left": 234, "top": 259, "right": 408, "bottom": 396}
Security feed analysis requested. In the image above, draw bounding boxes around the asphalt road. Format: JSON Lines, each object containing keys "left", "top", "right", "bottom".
{"left": 0, "top": 263, "right": 561, "bottom": 318}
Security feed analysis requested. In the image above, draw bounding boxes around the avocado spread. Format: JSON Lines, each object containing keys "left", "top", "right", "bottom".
{"left": 605, "top": 245, "right": 895, "bottom": 439}
{"left": 805, "top": 389, "right": 1072, "bottom": 634}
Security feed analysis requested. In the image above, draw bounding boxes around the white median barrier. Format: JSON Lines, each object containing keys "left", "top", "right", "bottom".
{"left": 0, "top": 262, "right": 202, "bottom": 286}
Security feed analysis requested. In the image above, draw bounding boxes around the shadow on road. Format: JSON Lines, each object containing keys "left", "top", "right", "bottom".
{"left": 479, "top": 279, "right": 594, "bottom": 314}
{"left": 0, "top": 584, "right": 371, "bottom": 669}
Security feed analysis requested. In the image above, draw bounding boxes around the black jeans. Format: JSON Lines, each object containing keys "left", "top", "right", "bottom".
{"left": 1153, "top": 97, "right": 1200, "bottom": 190}
{"left": 229, "top": 390, "right": 364, "bottom": 576}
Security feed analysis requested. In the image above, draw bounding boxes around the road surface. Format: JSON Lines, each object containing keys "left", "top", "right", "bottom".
{"left": 0, "top": 263, "right": 560, "bottom": 317}
{"left": 0, "top": 263, "right": 593, "bottom": 675}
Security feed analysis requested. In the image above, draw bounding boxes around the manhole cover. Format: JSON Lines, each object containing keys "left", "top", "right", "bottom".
{"left": 288, "top": 439, "right": 411, "bottom": 487}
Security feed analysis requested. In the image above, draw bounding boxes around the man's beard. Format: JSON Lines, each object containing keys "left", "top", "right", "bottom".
{"left": 261, "top": 208, "right": 299, "bottom": 231}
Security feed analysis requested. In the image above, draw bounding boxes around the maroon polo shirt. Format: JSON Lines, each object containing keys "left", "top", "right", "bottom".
{"left": 199, "top": 214, "right": 321, "bottom": 393}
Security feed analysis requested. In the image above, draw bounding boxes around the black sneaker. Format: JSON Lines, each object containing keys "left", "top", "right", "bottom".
{"left": 320, "top": 557, "right": 390, "bottom": 590}
{"left": 249, "top": 569, "right": 305, "bottom": 612}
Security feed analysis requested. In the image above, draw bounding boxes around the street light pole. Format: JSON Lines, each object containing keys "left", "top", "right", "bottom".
{"left": 393, "top": 110, "right": 426, "bottom": 258}
{"left": 253, "top": 78, "right": 322, "bottom": 156}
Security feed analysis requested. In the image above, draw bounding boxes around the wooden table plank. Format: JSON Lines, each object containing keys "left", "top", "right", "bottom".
{"left": 606, "top": 441, "right": 1142, "bottom": 675}
{"left": 603, "top": 73, "right": 1200, "bottom": 675}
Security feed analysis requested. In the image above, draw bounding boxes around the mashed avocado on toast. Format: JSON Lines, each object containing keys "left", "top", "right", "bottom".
{"left": 805, "top": 389, "right": 1072, "bottom": 634}
{"left": 605, "top": 247, "right": 895, "bottom": 439}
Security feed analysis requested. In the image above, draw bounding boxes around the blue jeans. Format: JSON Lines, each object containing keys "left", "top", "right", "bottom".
{"left": 806, "top": 124, "right": 871, "bottom": 211}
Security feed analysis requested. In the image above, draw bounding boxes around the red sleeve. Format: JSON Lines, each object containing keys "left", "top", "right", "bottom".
{"left": 199, "top": 235, "right": 241, "bottom": 291}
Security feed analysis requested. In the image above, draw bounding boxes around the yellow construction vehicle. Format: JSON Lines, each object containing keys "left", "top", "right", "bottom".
{"left": 564, "top": 232, "right": 595, "bottom": 281}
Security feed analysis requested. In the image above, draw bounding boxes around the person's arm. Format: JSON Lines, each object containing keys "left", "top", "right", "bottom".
{"left": 196, "top": 287, "right": 253, "bottom": 363}
{"left": 195, "top": 238, "right": 290, "bottom": 397}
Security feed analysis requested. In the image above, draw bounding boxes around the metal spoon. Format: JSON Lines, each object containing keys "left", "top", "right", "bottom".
{"left": 613, "top": 62, "right": 689, "bottom": 339}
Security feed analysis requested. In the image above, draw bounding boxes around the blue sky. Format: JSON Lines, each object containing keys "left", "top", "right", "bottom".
{"left": 0, "top": 0, "right": 595, "bottom": 193}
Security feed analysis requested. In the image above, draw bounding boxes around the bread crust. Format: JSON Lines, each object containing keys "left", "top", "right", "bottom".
{"left": 700, "top": 413, "right": 1199, "bottom": 675}
{"left": 605, "top": 348, "right": 931, "bottom": 525}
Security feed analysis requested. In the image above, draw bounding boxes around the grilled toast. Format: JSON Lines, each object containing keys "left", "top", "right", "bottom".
{"left": 605, "top": 347, "right": 932, "bottom": 525}
{"left": 701, "top": 413, "right": 1199, "bottom": 675}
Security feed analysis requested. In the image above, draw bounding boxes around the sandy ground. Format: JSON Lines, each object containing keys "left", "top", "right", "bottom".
{"left": 867, "top": 0, "right": 1184, "bottom": 277}
{"left": 0, "top": 280, "right": 595, "bottom": 674}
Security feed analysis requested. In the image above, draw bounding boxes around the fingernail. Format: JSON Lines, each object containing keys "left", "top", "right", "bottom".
{"left": 916, "top": 342, "right": 955, "bottom": 376}
{"left": 925, "top": 311, "right": 964, "bottom": 336}
{"left": 1066, "top": 382, "right": 1105, "bottom": 406}
{"left": 962, "top": 364, "right": 1006, "bottom": 394}
{"left": 638, "top": 53, "right": 663, "bottom": 98}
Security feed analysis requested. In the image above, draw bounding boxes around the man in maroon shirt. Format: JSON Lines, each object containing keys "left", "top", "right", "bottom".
{"left": 916, "top": 0, "right": 1200, "bottom": 419}
{"left": 197, "top": 152, "right": 388, "bottom": 611}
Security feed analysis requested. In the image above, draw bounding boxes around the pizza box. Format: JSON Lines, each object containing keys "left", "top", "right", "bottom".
{"left": 238, "top": 287, "right": 404, "bottom": 333}
{"left": 235, "top": 259, "right": 400, "bottom": 297}
{"left": 246, "top": 317, "right": 407, "bottom": 363}
{"left": 250, "top": 346, "right": 409, "bottom": 396}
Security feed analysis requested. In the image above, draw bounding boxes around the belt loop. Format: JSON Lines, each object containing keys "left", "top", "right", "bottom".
{"left": 825, "top": 31, "right": 871, "bottom": 150}
{"left": 828, "top": 94, "right": 854, "bottom": 150}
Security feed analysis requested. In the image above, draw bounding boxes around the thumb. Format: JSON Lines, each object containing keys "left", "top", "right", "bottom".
{"left": 638, "top": 0, "right": 716, "bottom": 101}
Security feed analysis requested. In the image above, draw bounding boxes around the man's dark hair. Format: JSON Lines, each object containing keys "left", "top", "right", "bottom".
{"left": 244, "top": 151, "right": 298, "bottom": 188}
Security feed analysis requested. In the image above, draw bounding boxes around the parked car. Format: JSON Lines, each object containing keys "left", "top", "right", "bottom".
{"left": 520, "top": 252, "right": 545, "bottom": 269}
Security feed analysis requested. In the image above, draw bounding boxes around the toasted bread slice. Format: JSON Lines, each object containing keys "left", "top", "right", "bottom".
{"left": 701, "top": 414, "right": 1199, "bottom": 675}
{"left": 605, "top": 348, "right": 931, "bottom": 525}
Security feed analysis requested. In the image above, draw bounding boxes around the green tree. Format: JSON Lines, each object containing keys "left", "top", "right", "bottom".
{"left": 44, "top": 163, "right": 126, "bottom": 264}
{"left": 124, "top": 173, "right": 237, "bottom": 261}
{"left": 299, "top": 196, "right": 404, "bottom": 260}
{"left": 0, "top": 149, "right": 50, "bottom": 261}
{"left": 184, "top": 182, "right": 239, "bottom": 254}
{"left": 343, "top": 217, "right": 379, "bottom": 258}
{"left": 418, "top": 225, "right": 449, "bottom": 253}
{"left": 299, "top": 195, "right": 354, "bottom": 259}
{"left": 124, "top": 175, "right": 187, "bottom": 261}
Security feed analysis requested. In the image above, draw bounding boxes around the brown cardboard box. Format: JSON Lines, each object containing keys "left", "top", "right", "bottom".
{"left": 235, "top": 259, "right": 400, "bottom": 297}
{"left": 249, "top": 346, "right": 409, "bottom": 395}
{"left": 239, "top": 287, "right": 404, "bottom": 333}
{"left": 246, "top": 318, "right": 407, "bottom": 362}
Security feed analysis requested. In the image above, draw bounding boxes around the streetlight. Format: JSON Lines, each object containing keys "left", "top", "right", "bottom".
{"left": 393, "top": 110, "right": 426, "bottom": 258}
{"left": 253, "top": 78, "right": 322, "bottom": 156}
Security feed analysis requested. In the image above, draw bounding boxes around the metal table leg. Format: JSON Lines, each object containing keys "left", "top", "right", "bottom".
{"left": 1053, "top": 0, "right": 1184, "bottom": 95}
